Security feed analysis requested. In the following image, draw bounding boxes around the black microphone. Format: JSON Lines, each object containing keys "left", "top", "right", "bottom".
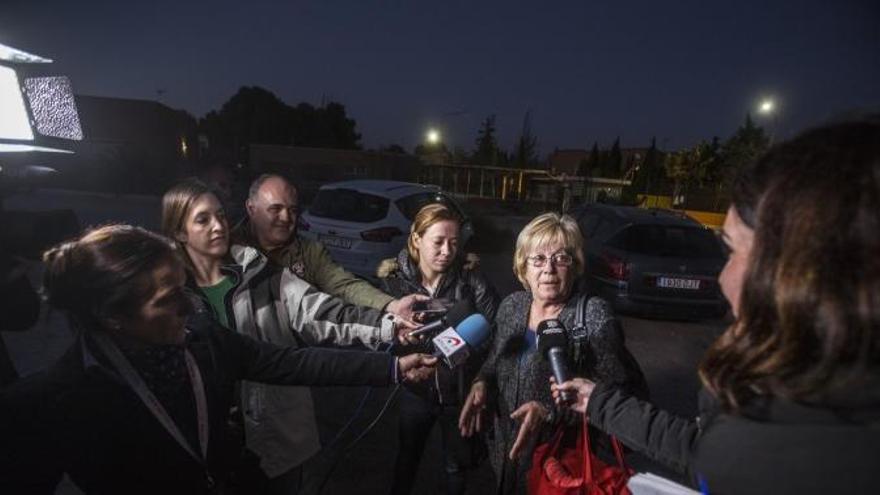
{"left": 536, "top": 319, "right": 574, "bottom": 404}
{"left": 407, "top": 299, "right": 475, "bottom": 338}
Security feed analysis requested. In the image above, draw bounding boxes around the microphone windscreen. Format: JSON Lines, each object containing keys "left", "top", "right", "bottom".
{"left": 536, "top": 319, "right": 568, "bottom": 357}
{"left": 445, "top": 299, "right": 476, "bottom": 327}
{"left": 455, "top": 313, "right": 491, "bottom": 348}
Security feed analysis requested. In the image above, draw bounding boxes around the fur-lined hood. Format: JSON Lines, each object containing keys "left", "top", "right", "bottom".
{"left": 376, "top": 250, "right": 481, "bottom": 279}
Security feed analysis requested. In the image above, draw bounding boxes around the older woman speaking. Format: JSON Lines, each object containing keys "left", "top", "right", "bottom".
{"left": 458, "top": 212, "right": 646, "bottom": 494}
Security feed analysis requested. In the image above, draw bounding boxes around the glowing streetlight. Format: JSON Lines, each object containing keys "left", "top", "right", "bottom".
{"left": 758, "top": 98, "right": 775, "bottom": 115}
{"left": 426, "top": 128, "right": 441, "bottom": 145}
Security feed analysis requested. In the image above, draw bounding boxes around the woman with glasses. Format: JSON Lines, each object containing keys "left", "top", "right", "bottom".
{"left": 458, "top": 212, "right": 646, "bottom": 495}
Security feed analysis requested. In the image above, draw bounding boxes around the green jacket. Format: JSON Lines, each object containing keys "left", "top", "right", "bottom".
{"left": 232, "top": 219, "right": 394, "bottom": 310}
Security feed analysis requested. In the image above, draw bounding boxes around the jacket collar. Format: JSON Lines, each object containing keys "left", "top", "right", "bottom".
{"left": 394, "top": 248, "right": 464, "bottom": 296}
{"left": 231, "top": 217, "right": 301, "bottom": 259}
{"left": 230, "top": 243, "right": 266, "bottom": 272}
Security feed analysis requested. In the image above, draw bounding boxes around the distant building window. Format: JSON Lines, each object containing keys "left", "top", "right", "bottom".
{"left": 180, "top": 137, "right": 188, "bottom": 158}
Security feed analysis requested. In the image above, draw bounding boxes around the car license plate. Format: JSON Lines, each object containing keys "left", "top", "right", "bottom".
{"left": 657, "top": 277, "right": 700, "bottom": 290}
{"left": 318, "top": 234, "right": 352, "bottom": 249}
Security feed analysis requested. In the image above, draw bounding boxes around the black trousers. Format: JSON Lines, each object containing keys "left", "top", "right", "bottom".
{"left": 390, "top": 389, "right": 478, "bottom": 495}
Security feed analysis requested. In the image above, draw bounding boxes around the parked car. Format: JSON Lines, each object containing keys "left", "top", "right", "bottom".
{"left": 299, "top": 180, "right": 473, "bottom": 279}
{"left": 572, "top": 204, "right": 728, "bottom": 319}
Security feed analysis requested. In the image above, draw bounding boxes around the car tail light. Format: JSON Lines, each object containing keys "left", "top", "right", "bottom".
{"left": 361, "top": 226, "right": 402, "bottom": 242}
{"left": 601, "top": 252, "right": 630, "bottom": 281}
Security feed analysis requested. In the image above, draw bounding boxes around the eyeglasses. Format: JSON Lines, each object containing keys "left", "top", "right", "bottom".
{"left": 526, "top": 252, "right": 574, "bottom": 268}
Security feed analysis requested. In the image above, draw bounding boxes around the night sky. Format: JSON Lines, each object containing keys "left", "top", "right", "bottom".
{"left": 3, "top": 0, "right": 878, "bottom": 154}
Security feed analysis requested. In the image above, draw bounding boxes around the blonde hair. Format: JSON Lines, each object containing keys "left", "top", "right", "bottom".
{"left": 513, "top": 212, "right": 584, "bottom": 289}
{"left": 407, "top": 203, "right": 462, "bottom": 264}
{"left": 161, "top": 178, "right": 216, "bottom": 268}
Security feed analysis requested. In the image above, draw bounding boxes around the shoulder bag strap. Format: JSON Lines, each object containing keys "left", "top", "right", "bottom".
{"left": 570, "top": 293, "right": 589, "bottom": 367}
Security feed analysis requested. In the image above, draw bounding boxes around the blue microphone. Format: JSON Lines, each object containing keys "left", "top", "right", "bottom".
{"left": 431, "top": 313, "right": 491, "bottom": 368}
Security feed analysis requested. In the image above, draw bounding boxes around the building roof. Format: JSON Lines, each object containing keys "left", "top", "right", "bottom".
{"left": 74, "top": 95, "right": 195, "bottom": 142}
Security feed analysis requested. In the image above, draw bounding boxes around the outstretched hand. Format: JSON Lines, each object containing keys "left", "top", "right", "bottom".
{"left": 392, "top": 315, "right": 422, "bottom": 345}
{"left": 458, "top": 380, "right": 487, "bottom": 437}
{"left": 508, "top": 401, "right": 548, "bottom": 460}
{"left": 386, "top": 294, "right": 430, "bottom": 321}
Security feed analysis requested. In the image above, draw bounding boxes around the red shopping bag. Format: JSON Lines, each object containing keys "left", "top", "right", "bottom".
{"left": 528, "top": 414, "right": 632, "bottom": 495}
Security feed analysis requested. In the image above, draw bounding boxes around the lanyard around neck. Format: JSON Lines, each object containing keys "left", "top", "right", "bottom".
{"left": 92, "top": 333, "right": 210, "bottom": 465}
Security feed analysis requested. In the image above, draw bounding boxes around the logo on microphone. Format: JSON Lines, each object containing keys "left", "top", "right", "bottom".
{"left": 442, "top": 336, "right": 462, "bottom": 347}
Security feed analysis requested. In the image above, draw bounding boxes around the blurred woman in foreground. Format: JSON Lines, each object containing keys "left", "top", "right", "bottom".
{"left": 553, "top": 117, "right": 880, "bottom": 493}
{"left": 0, "top": 225, "right": 436, "bottom": 494}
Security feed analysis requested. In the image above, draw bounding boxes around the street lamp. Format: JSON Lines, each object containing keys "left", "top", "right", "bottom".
{"left": 426, "top": 128, "right": 441, "bottom": 145}
{"left": 757, "top": 97, "right": 780, "bottom": 143}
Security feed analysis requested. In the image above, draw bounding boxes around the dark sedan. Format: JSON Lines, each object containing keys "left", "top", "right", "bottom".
{"left": 573, "top": 204, "right": 728, "bottom": 320}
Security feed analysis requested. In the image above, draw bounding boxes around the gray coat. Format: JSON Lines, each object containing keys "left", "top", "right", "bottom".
{"left": 478, "top": 291, "right": 646, "bottom": 495}
{"left": 188, "top": 245, "right": 396, "bottom": 478}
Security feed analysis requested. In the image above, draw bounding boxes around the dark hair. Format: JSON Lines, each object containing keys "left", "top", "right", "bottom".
{"left": 43, "top": 224, "right": 180, "bottom": 331}
{"left": 699, "top": 116, "right": 880, "bottom": 410}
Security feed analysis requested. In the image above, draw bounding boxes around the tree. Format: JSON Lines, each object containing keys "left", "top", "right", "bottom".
{"left": 379, "top": 144, "right": 406, "bottom": 154}
{"left": 473, "top": 114, "right": 501, "bottom": 167}
{"left": 604, "top": 137, "right": 622, "bottom": 178}
{"left": 199, "top": 86, "right": 292, "bottom": 161}
{"left": 664, "top": 141, "right": 719, "bottom": 207}
{"left": 718, "top": 114, "right": 770, "bottom": 185}
{"left": 198, "top": 86, "right": 363, "bottom": 163}
{"left": 512, "top": 110, "right": 538, "bottom": 169}
{"left": 627, "top": 137, "right": 659, "bottom": 197}
{"left": 581, "top": 141, "right": 600, "bottom": 176}
{"left": 452, "top": 146, "right": 470, "bottom": 164}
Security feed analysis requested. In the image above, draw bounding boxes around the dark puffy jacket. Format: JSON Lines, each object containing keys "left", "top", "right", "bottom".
{"left": 588, "top": 379, "right": 880, "bottom": 494}
{"left": 379, "top": 249, "right": 499, "bottom": 405}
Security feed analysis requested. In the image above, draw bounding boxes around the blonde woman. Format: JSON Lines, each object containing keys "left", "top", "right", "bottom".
{"left": 379, "top": 202, "right": 499, "bottom": 495}
{"left": 459, "top": 212, "right": 646, "bottom": 495}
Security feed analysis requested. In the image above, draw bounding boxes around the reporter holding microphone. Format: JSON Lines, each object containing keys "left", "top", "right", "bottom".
{"left": 552, "top": 118, "right": 880, "bottom": 494}
{"left": 459, "top": 213, "right": 646, "bottom": 495}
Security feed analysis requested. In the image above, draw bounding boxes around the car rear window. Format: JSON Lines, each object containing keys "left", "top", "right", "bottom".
{"left": 395, "top": 192, "right": 465, "bottom": 221}
{"left": 607, "top": 225, "right": 723, "bottom": 258}
{"left": 309, "top": 189, "right": 390, "bottom": 223}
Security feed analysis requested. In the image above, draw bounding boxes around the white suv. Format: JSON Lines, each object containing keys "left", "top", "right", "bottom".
{"left": 299, "top": 180, "right": 473, "bottom": 279}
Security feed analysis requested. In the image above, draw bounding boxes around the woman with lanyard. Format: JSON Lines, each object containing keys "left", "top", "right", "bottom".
{"left": 0, "top": 224, "right": 437, "bottom": 494}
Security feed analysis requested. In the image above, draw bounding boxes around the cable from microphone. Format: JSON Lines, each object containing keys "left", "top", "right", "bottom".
{"left": 536, "top": 319, "right": 575, "bottom": 404}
